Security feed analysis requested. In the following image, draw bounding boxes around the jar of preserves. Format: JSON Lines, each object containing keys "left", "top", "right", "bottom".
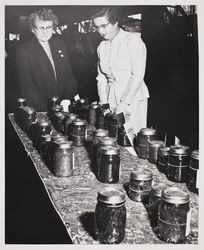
{"left": 53, "top": 141, "right": 74, "bottom": 177}
{"left": 15, "top": 98, "right": 27, "bottom": 127}
{"left": 98, "top": 145, "right": 120, "bottom": 183}
{"left": 157, "top": 147, "right": 170, "bottom": 174}
{"left": 88, "top": 103, "right": 99, "bottom": 126}
{"left": 69, "top": 100, "right": 77, "bottom": 114}
{"left": 128, "top": 169, "right": 153, "bottom": 202}
{"left": 39, "top": 134, "right": 52, "bottom": 165}
{"left": 63, "top": 113, "right": 78, "bottom": 139}
{"left": 47, "top": 96, "right": 59, "bottom": 114}
{"left": 55, "top": 112, "right": 65, "bottom": 133}
{"left": 158, "top": 187, "right": 191, "bottom": 243}
{"left": 117, "top": 126, "right": 132, "bottom": 147}
{"left": 49, "top": 105, "right": 63, "bottom": 127}
{"left": 21, "top": 106, "right": 37, "bottom": 134}
{"left": 148, "top": 182, "right": 166, "bottom": 227}
{"left": 91, "top": 129, "right": 109, "bottom": 160}
{"left": 187, "top": 149, "right": 199, "bottom": 194}
{"left": 95, "top": 187, "right": 126, "bottom": 244}
{"left": 167, "top": 145, "right": 190, "bottom": 183}
{"left": 70, "top": 119, "right": 87, "bottom": 147}
{"left": 107, "top": 113, "right": 119, "bottom": 138}
{"left": 75, "top": 98, "right": 89, "bottom": 119}
{"left": 148, "top": 140, "right": 164, "bottom": 164}
{"left": 137, "top": 128, "right": 157, "bottom": 159}
{"left": 96, "top": 105, "right": 105, "bottom": 129}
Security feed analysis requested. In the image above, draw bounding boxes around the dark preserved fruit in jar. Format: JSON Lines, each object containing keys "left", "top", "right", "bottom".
{"left": 63, "top": 113, "right": 78, "bottom": 139}
{"left": 137, "top": 128, "right": 156, "bottom": 159}
{"left": 95, "top": 187, "right": 126, "bottom": 244}
{"left": 167, "top": 145, "right": 190, "bottom": 183}
{"left": 89, "top": 103, "right": 99, "bottom": 126}
{"left": 148, "top": 182, "right": 166, "bottom": 227}
{"left": 148, "top": 140, "right": 164, "bottom": 164}
{"left": 91, "top": 129, "right": 109, "bottom": 160}
{"left": 98, "top": 145, "right": 120, "bottom": 183}
{"left": 158, "top": 187, "right": 191, "bottom": 243}
{"left": 128, "top": 169, "right": 153, "bottom": 202}
{"left": 157, "top": 147, "right": 170, "bottom": 174}
{"left": 187, "top": 150, "right": 199, "bottom": 194}
{"left": 70, "top": 119, "right": 86, "bottom": 146}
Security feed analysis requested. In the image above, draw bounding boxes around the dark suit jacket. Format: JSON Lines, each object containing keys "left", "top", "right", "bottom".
{"left": 16, "top": 36, "right": 78, "bottom": 111}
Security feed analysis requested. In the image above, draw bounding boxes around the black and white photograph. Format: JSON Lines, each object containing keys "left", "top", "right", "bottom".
{"left": 3, "top": 0, "right": 203, "bottom": 248}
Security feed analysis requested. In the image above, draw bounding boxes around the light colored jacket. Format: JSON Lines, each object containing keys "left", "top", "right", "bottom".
{"left": 96, "top": 28, "right": 149, "bottom": 106}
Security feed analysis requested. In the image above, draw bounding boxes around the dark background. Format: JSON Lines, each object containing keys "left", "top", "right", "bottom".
{"left": 5, "top": 5, "right": 199, "bottom": 244}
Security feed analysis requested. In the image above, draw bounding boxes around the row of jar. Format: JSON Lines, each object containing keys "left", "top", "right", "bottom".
{"left": 95, "top": 182, "right": 192, "bottom": 244}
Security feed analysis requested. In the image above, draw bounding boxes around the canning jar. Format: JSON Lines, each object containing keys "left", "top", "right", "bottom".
{"left": 167, "top": 145, "right": 190, "bottom": 183}
{"left": 63, "top": 113, "right": 78, "bottom": 139}
{"left": 148, "top": 140, "right": 164, "bottom": 164}
{"left": 39, "top": 134, "right": 52, "bottom": 165}
{"left": 107, "top": 113, "right": 119, "bottom": 138}
{"left": 34, "top": 120, "right": 52, "bottom": 150}
{"left": 148, "top": 182, "right": 166, "bottom": 227}
{"left": 91, "top": 129, "right": 109, "bottom": 160}
{"left": 158, "top": 187, "right": 191, "bottom": 243}
{"left": 15, "top": 98, "right": 27, "bottom": 127}
{"left": 47, "top": 96, "right": 59, "bottom": 114}
{"left": 157, "top": 147, "right": 170, "bottom": 174}
{"left": 128, "top": 169, "right": 153, "bottom": 202}
{"left": 49, "top": 105, "right": 63, "bottom": 127}
{"left": 53, "top": 141, "right": 74, "bottom": 177}
{"left": 95, "top": 187, "right": 126, "bottom": 244}
{"left": 187, "top": 150, "right": 199, "bottom": 194}
{"left": 89, "top": 103, "right": 99, "bottom": 126}
{"left": 70, "top": 119, "right": 87, "bottom": 146}
{"left": 21, "top": 106, "right": 37, "bottom": 134}
{"left": 98, "top": 145, "right": 120, "bottom": 183}
{"left": 137, "top": 128, "right": 157, "bottom": 159}
{"left": 96, "top": 105, "right": 105, "bottom": 129}
{"left": 117, "top": 126, "right": 132, "bottom": 147}
{"left": 69, "top": 100, "right": 77, "bottom": 114}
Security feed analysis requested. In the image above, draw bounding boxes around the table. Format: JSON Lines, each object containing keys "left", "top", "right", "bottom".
{"left": 8, "top": 113, "right": 198, "bottom": 244}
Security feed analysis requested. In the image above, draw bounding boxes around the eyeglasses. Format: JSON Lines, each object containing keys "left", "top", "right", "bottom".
{"left": 93, "top": 22, "right": 110, "bottom": 31}
{"left": 33, "top": 25, "right": 53, "bottom": 33}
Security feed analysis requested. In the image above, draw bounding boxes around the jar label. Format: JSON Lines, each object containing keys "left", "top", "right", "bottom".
{"left": 185, "top": 208, "right": 191, "bottom": 236}
{"left": 72, "top": 152, "right": 75, "bottom": 169}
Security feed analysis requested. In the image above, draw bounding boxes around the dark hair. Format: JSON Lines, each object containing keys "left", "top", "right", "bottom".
{"left": 91, "top": 7, "right": 120, "bottom": 25}
{"left": 28, "top": 8, "right": 58, "bottom": 31}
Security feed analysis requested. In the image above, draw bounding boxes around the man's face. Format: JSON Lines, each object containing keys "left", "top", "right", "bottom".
{"left": 93, "top": 16, "right": 118, "bottom": 40}
{"left": 32, "top": 17, "right": 53, "bottom": 42}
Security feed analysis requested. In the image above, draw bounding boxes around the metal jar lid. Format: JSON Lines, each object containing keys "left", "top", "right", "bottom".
{"left": 99, "top": 145, "right": 120, "bottom": 155}
{"left": 97, "top": 187, "right": 126, "bottom": 205}
{"left": 161, "top": 187, "right": 190, "bottom": 204}
{"left": 90, "top": 103, "right": 99, "bottom": 109}
{"left": 130, "top": 169, "right": 153, "bottom": 181}
{"left": 99, "top": 136, "right": 117, "bottom": 146}
{"left": 191, "top": 149, "right": 199, "bottom": 160}
{"left": 93, "top": 129, "right": 109, "bottom": 137}
{"left": 26, "top": 107, "right": 36, "bottom": 114}
{"left": 56, "top": 141, "right": 73, "bottom": 149}
{"left": 72, "top": 118, "right": 86, "bottom": 126}
{"left": 41, "top": 134, "right": 51, "bottom": 142}
{"left": 149, "top": 140, "right": 164, "bottom": 148}
{"left": 170, "top": 145, "right": 190, "bottom": 155}
{"left": 150, "top": 182, "right": 167, "bottom": 197}
{"left": 51, "top": 96, "right": 59, "bottom": 102}
{"left": 139, "top": 128, "right": 156, "bottom": 136}
{"left": 17, "top": 97, "right": 26, "bottom": 104}
{"left": 38, "top": 120, "right": 50, "bottom": 127}
{"left": 158, "top": 147, "right": 170, "bottom": 154}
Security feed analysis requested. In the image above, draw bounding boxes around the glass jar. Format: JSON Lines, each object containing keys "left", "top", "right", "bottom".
{"left": 39, "top": 134, "right": 52, "bottom": 165}
{"left": 148, "top": 182, "right": 166, "bottom": 227}
{"left": 49, "top": 105, "right": 63, "bottom": 127}
{"left": 167, "top": 145, "right": 190, "bottom": 183}
{"left": 96, "top": 105, "right": 105, "bottom": 129}
{"left": 55, "top": 112, "right": 65, "bottom": 133}
{"left": 148, "top": 140, "right": 164, "bottom": 164}
{"left": 98, "top": 145, "right": 120, "bottom": 183}
{"left": 88, "top": 103, "right": 99, "bottom": 126}
{"left": 53, "top": 141, "right": 74, "bottom": 177}
{"left": 15, "top": 98, "right": 27, "bottom": 127}
{"left": 157, "top": 147, "right": 170, "bottom": 174}
{"left": 69, "top": 100, "right": 77, "bottom": 114}
{"left": 35, "top": 120, "right": 52, "bottom": 150}
{"left": 47, "top": 96, "right": 59, "bottom": 114}
{"left": 91, "top": 129, "right": 109, "bottom": 160}
{"left": 70, "top": 119, "right": 86, "bottom": 147}
{"left": 187, "top": 149, "right": 199, "bottom": 194}
{"left": 128, "top": 169, "right": 153, "bottom": 202}
{"left": 21, "top": 106, "right": 37, "bottom": 134}
{"left": 117, "top": 126, "right": 132, "bottom": 147}
{"left": 107, "top": 113, "right": 119, "bottom": 138}
{"left": 95, "top": 187, "right": 126, "bottom": 244}
{"left": 137, "top": 128, "right": 157, "bottom": 159}
{"left": 158, "top": 187, "right": 191, "bottom": 243}
{"left": 75, "top": 98, "right": 89, "bottom": 119}
{"left": 63, "top": 113, "right": 78, "bottom": 139}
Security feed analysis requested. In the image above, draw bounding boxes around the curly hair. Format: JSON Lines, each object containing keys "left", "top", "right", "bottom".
{"left": 91, "top": 7, "right": 120, "bottom": 25}
{"left": 28, "top": 8, "right": 58, "bottom": 31}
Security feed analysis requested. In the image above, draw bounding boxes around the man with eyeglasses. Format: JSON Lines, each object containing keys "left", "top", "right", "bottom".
{"left": 92, "top": 7, "right": 149, "bottom": 135}
{"left": 16, "top": 8, "right": 78, "bottom": 111}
